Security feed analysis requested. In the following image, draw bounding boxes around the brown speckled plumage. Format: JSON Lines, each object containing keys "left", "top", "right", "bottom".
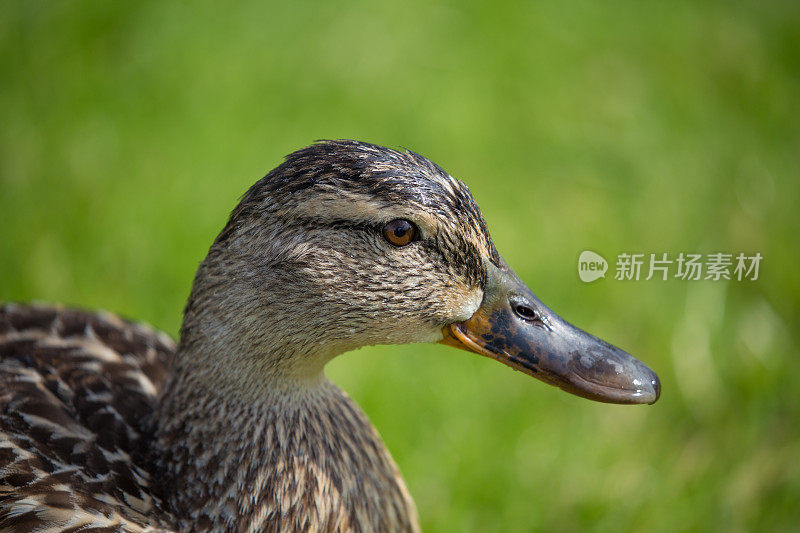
{"left": 1, "top": 141, "right": 498, "bottom": 531}
{"left": 0, "top": 304, "right": 174, "bottom": 532}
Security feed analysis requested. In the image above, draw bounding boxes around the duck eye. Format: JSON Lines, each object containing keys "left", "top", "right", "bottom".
{"left": 382, "top": 219, "right": 418, "bottom": 247}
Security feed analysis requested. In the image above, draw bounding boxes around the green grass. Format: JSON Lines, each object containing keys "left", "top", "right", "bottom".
{"left": 1, "top": 1, "right": 799, "bottom": 531}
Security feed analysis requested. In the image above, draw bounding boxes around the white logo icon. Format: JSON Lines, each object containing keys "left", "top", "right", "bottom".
{"left": 578, "top": 251, "right": 608, "bottom": 282}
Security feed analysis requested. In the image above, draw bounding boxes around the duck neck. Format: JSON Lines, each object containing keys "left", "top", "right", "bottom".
{"left": 151, "top": 325, "right": 419, "bottom": 531}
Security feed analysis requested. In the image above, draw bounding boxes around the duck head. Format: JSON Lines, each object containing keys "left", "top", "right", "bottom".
{"left": 185, "top": 140, "right": 659, "bottom": 404}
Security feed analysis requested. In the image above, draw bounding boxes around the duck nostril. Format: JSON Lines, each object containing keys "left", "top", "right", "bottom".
{"left": 509, "top": 299, "right": 549, "bottom": 329}
{"left": 513, "top": 304, "right": 537, "bottom": 321}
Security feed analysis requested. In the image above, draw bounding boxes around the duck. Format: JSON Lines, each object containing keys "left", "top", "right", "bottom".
{"left": 0, "top": 140, "right": 660, "bottom": 532}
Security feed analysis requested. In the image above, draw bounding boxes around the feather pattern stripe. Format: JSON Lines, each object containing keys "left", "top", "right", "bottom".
{"left": 0, "top": 303, "right": 175, "bottom": 532}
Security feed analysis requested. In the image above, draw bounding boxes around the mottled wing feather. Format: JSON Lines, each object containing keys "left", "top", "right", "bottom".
{"left": 0, "top": 304, "right": 176, "bottom": 532}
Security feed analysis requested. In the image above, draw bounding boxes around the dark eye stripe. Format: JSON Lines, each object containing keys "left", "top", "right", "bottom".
{"left": 282, "top": 215, "right": 375, "bottom": 232}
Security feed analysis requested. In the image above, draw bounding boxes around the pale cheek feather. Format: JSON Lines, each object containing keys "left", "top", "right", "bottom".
{"left": 449, "top": 286, "right": 483, "bottom": 323}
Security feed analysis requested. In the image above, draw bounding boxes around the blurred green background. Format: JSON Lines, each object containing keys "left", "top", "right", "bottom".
{"left": 1, "top": 1, "right": 799, "bottom": 531}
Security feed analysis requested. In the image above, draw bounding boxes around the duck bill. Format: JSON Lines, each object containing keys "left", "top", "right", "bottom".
{"left": 440, "top": 260, "right": 660, "bottom": 404}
